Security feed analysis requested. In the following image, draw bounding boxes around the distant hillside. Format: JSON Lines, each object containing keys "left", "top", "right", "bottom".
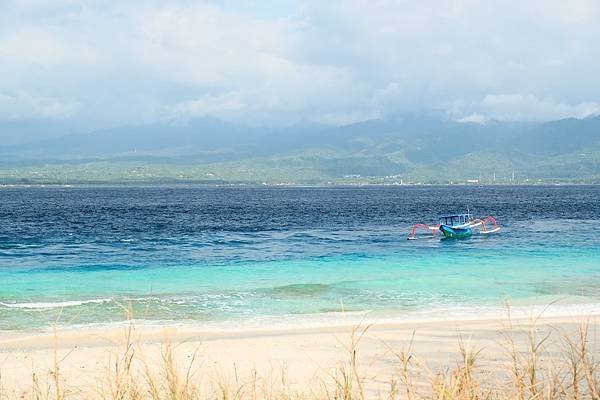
{"left": 1, "top": 114, "right": 599, "bottom": 184}
{"left": 521, "top": 117, "right": 600, "bottom": 155}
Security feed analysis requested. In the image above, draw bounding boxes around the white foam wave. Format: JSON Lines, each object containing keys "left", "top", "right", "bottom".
{"left": 0, "top": 298, "right": 111, "bottom": 309}
{"left": 41, "top": 302, "right": 600, "bottom": 335}
{"left": 164, "top": 302, "right": 600, "bottom": 333}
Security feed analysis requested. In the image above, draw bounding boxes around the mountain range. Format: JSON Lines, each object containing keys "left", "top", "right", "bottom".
{"left": 1, "top": 113, "right": 599, "bottom": 184}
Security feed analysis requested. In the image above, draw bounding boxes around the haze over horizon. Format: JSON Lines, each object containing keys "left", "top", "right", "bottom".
{"left": 2, "top": 0, "right": 600, "bottom": 142}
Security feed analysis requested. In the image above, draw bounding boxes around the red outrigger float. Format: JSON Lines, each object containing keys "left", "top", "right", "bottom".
{"left": 407, "top": 212, "right": 500, "bottom": 240}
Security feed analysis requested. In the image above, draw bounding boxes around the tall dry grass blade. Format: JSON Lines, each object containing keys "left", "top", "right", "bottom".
{"left": 384, "top": 330, "right": 417, "bottom": 400}
{"left": 574, "top": 320, "right": 599, "bottom": 400}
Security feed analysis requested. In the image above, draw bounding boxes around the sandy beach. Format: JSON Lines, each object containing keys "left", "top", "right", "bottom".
{"left": 1, "top": 312, "right": 598, "bottom": 398}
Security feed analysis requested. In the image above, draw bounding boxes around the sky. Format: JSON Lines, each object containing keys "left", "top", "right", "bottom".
{"left": 1, "top": 0, "right": 600, "bottom": 135}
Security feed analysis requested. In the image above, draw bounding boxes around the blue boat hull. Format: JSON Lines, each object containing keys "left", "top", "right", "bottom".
{"left": 439, "top": 225, "right": 472, "bottom": 239}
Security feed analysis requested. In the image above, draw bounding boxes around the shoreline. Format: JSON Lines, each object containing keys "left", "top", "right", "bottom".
{"left": 2, "top": 183, "right": 600, "bottom": 188}
{"left": 2, "top": 299, "right": 600, "bottom": 337}
{"left": 2, "top": 301, "right": 599, "bottom": 350}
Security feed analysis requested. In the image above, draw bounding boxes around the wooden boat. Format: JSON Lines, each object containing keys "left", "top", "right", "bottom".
{"left": 438, "top": 213, "right": 473, "bottom": 238}
{"left": 407, "top": 212, "right": 500, "bottom": 240}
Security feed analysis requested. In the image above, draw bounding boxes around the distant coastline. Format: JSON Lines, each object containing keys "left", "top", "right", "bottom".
{"left": 1, "top": 181, "right": 599, "bottom": 188}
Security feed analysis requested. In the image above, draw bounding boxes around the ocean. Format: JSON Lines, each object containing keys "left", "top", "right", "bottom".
{"left": 1, "top": 185, "right": 599, "bottom": 330}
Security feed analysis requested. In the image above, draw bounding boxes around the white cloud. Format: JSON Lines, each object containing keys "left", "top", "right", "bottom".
{"left": 0, "top": 0, "right": 599, "bottom": 131}
{"left": 450, "top": 94, "right": 600, "bottom": 122}
{"left": 0, "top": 30, "right": 68, "bottom": 66}
{"left": 456, "top": 113, "right": 487, "bottom": 125}
{"left": 171, "top": 91, "right": 246, "bottom": 118}
{"left": 483, "top": 94, "right": 600, "bottom": 120}
{"left": 0, "top": 91, "right": 80, "bottom": 119}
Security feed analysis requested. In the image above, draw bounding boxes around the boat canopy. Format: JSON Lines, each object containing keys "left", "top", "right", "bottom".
{"left": 438, "top": 213, "right": 472, "bottom": 227}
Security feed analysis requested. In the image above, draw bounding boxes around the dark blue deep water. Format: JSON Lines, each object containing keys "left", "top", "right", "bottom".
{"left": 1, "top": 185, "right": 599, "bottom": 330}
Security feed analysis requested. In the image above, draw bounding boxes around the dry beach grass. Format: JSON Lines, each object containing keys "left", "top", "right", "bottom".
{"left": 0, "top": 312, "right": 598, "bottom": 400}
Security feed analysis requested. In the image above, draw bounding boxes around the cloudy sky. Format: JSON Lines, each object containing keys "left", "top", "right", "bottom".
{"left": 1, "top": 0, "right": 600, "bottom": 132}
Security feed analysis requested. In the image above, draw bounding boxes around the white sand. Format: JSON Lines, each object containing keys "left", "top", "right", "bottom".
{"left": 1, "top": 313, "right": 598, "bottom": 397}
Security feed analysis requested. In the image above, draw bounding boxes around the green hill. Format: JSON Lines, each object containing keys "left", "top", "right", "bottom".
{"left": 1, "top": 114, "right": 599, "bottom": 184}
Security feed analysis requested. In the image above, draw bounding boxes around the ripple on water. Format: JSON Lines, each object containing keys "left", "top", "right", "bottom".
{"left": 1, "top": 186, "right": 600, "bottom": 330}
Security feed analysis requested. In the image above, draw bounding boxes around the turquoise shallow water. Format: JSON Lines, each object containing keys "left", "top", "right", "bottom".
{"left": 1, "top": 186, "right": 599, "bottom": 330}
